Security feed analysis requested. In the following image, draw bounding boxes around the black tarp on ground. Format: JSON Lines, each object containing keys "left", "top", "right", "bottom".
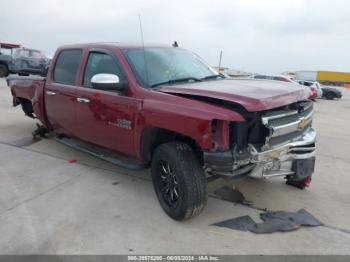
{"left": 212, "top": 216, "right": 256, "bottom": 232}
{"left": 212, "top": 209, "right": 322, "bottom": 234}
{"left": 260, "top": 209, "right": 322, "bottom": 227}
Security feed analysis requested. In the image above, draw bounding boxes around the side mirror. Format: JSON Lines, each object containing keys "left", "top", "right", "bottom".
{"left": 91, "top": 73, "right": 127, "bottom": 91}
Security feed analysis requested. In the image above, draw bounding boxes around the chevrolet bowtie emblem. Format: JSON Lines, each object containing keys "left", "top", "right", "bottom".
{"left": 298, "top": 117, "right": 307, "bottom": 130}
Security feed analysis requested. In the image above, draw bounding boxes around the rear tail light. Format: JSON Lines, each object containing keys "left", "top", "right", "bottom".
{"left": 309, "top": 88, "right": 317, "bottom": 98}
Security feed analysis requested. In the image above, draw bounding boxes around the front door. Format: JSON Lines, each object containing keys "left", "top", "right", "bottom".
{"left": 75, "top": 50, "right": 139, "bottom": 157}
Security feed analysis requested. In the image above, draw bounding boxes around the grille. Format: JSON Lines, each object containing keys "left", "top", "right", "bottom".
{"left": 261, "top": 100, "right": 313, "bottom": 148}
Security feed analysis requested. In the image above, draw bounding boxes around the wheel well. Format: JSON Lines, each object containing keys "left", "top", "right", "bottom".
{"left": 140, "top": 127, "right": 203, "bottom": 164}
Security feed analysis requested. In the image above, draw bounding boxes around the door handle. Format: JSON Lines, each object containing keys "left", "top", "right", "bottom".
{"left": 46, "top": 90, "right": 56, "bottom": 96}
{"left": 76, "top": 97, "right": 90, "bottom": 103}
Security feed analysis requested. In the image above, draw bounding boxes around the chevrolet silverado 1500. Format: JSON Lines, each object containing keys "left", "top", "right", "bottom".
{"left": 8, "top": 43, "right": 316, "bottom": 220}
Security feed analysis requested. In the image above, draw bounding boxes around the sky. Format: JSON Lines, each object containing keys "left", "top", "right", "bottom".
{"left": 1, "top": 0, "right": 349, "bottom": 74}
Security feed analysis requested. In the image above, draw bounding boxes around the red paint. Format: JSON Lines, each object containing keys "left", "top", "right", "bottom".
{"left": 304, "top": 176, "right": 312, "bottom": 187}
{"left": 93, "top": 92, "right": 101, "bottom": 98}
{"left": 158, "top": 79, "right": 310, "bottom": 112}
{"left": 8, "top": 43, "right": 310, "bottom": 163}
{"left": 309, "top": 87, "right": 317, "bottom": 100}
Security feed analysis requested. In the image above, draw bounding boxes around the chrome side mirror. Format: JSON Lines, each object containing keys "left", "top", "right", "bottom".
{"left": 91, "top": 73, "right": 127, "bottom": 91}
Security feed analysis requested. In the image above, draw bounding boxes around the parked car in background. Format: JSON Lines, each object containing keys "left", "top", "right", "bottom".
{"left": 298, "top": 81, "right": 323, "bottom": 100}
{"left": 12, "top": 48, "right": 51, "bottom": 76}
{"left": 298, "top": 80, "right": 342, "bottom": 100}
{"left": 321, "top": 85, "right": 342, "bottom": 100}
{"left": 0, "top": 42, "right": 21, "bottom": 77}
{"left": 253, "top": 74, "right": 317, "bottom": 100}
{"left": 253, "top": 74, "right": 295, "bottom": 83}
{"left": 0, "top": 43, "right": 51, "bottom": 77}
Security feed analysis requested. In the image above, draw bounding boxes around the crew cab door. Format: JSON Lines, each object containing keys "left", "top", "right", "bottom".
{"left": 75, "top": 49, "right": 139, "bottom": 157}
{"left": 45, "top": 49, "right": 82, "bottom": 136}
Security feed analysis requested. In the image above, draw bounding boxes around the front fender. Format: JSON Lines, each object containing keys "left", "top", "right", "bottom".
{"left": 134, "top": 97, "right": 244, "bottom": 159}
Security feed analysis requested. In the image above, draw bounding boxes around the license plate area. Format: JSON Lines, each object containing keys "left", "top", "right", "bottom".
{"left": 292, "top": 157, "right": 315, "bottom": 180}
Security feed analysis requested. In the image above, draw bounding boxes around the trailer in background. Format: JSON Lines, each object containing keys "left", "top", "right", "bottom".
{"left": 294, "top": 71, "right": 317, "bottom": 81}
{"left": 294, "top": 70, "right": 350, "bottom": 88}
{"left": 317, "top": 71, "right": 350, "bottom": 87}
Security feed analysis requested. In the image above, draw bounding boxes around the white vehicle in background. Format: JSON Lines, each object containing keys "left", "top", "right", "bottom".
{"left": 253, "top": 74, "right": 295, "bottom": 83}
{"left": 297, "top": 81, "right": 323, "bottom": 99}
{"left": 252, "top": 74, "right": 319, "bottom": 100}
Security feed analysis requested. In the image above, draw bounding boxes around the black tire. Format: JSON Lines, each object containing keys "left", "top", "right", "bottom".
{"left": 325, "top": 92, "right": 335, "bottom": 100}
{"left": 151, "top": 142, "right": 207, "bottom": 220}
{"left": 0, "top": 64, "right": 9, "bottom": 78}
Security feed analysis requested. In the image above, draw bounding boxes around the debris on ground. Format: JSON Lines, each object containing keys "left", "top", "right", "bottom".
{"left": 260, "top": 209, "right": 322, "bottom": 227}
{"left": 68, "top": 159, "right": 77, "bottom": 164}
{"left": 286, "top": 175, "right": 312, "bottom": 189}
{"left": 214, "top": 185, "right": 253, "bottom": 205}
{"left": 212, "top": 209, "right": 322, "bottom": 234}
{"left": 250, "top": 218, "right": 300, "bottom": 233}
{"left": 212, "top": 216, "right": 256, "bottom": 232}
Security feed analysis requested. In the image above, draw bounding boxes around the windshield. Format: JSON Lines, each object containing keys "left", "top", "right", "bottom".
{"left": 123, "top": 47, "right": 219, "bottom": 87}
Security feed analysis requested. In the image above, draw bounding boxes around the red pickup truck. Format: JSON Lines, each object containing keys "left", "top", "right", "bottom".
{"left": 8, "top": 43, "right": 316, "bottom": 220}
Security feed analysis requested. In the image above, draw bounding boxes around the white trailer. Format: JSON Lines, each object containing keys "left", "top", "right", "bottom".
{"left": 294, "top": 71, "right": 317, "bottom": 81}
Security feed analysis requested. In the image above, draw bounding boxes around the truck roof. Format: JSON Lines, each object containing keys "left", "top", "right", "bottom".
{"left": 0, "top": 42, "right": 21, "bottom": 49}
{"left": 58, "top": 42, "right": 173, "bottom": 50}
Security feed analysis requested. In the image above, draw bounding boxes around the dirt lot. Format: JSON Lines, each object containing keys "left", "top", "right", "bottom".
{"left": 0, "top": 78, "right": 350, "bottom": 254}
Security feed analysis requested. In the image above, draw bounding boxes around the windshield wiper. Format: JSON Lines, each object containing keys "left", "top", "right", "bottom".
{"left": 150, "top": 77, "right": 202, "bottom": 88}
{"left": 201, "top": 73, "right": 225, "bottom": 80}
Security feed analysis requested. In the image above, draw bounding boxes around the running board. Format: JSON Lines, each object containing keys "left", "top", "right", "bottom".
{"left": 55, "top": 137, "right": 147, "bottom": 171}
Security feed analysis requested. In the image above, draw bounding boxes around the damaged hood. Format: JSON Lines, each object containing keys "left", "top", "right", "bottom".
{"left": 157, "top": 79, "right": 309, "bottom": 112}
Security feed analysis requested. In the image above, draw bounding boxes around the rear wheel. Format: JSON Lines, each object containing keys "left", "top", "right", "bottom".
{"left": 151, "top": 142, "right": 207, "bottom": 220}
{"left": 0, "top": 64, "right": 9, "bottom": 78}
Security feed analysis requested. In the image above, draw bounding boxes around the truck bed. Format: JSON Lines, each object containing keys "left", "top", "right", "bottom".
{"left": 7, "top": 75, "right": 48, "bottom": 127}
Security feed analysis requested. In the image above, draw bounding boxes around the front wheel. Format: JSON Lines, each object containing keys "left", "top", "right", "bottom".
{"left": 151, "top": 142, "right": 207, "bottom": 220}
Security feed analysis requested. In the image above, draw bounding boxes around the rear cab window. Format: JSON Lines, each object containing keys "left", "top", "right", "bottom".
{"left": 53, "top": 49, "right": 82, "bottom": 85}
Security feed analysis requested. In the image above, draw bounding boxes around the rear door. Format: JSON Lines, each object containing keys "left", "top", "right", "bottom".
{"left": 45, "top": 49, "right": 82, "bottom": 136}
{"left": 75, "top": 49, "right": 140, "bottom": 157}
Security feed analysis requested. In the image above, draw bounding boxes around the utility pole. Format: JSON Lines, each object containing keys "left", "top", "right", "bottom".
{"left": 218, "top": 50, "right": 223, "bottom": 71}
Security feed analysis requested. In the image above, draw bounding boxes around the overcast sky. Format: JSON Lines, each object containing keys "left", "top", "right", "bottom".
{"left": 1, "top": 0, "right": 349, "bottom": 74}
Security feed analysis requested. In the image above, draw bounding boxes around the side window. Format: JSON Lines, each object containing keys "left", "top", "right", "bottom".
{"left": 83, "top": 52, "right": 124, "bottom": 88}
{"left": 53, "top": 49, "right": 82, "bottom": 85}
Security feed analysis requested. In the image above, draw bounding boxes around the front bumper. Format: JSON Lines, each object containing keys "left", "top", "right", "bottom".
{"left": 204, "top": 128, "right": 316, "bottom": 180}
